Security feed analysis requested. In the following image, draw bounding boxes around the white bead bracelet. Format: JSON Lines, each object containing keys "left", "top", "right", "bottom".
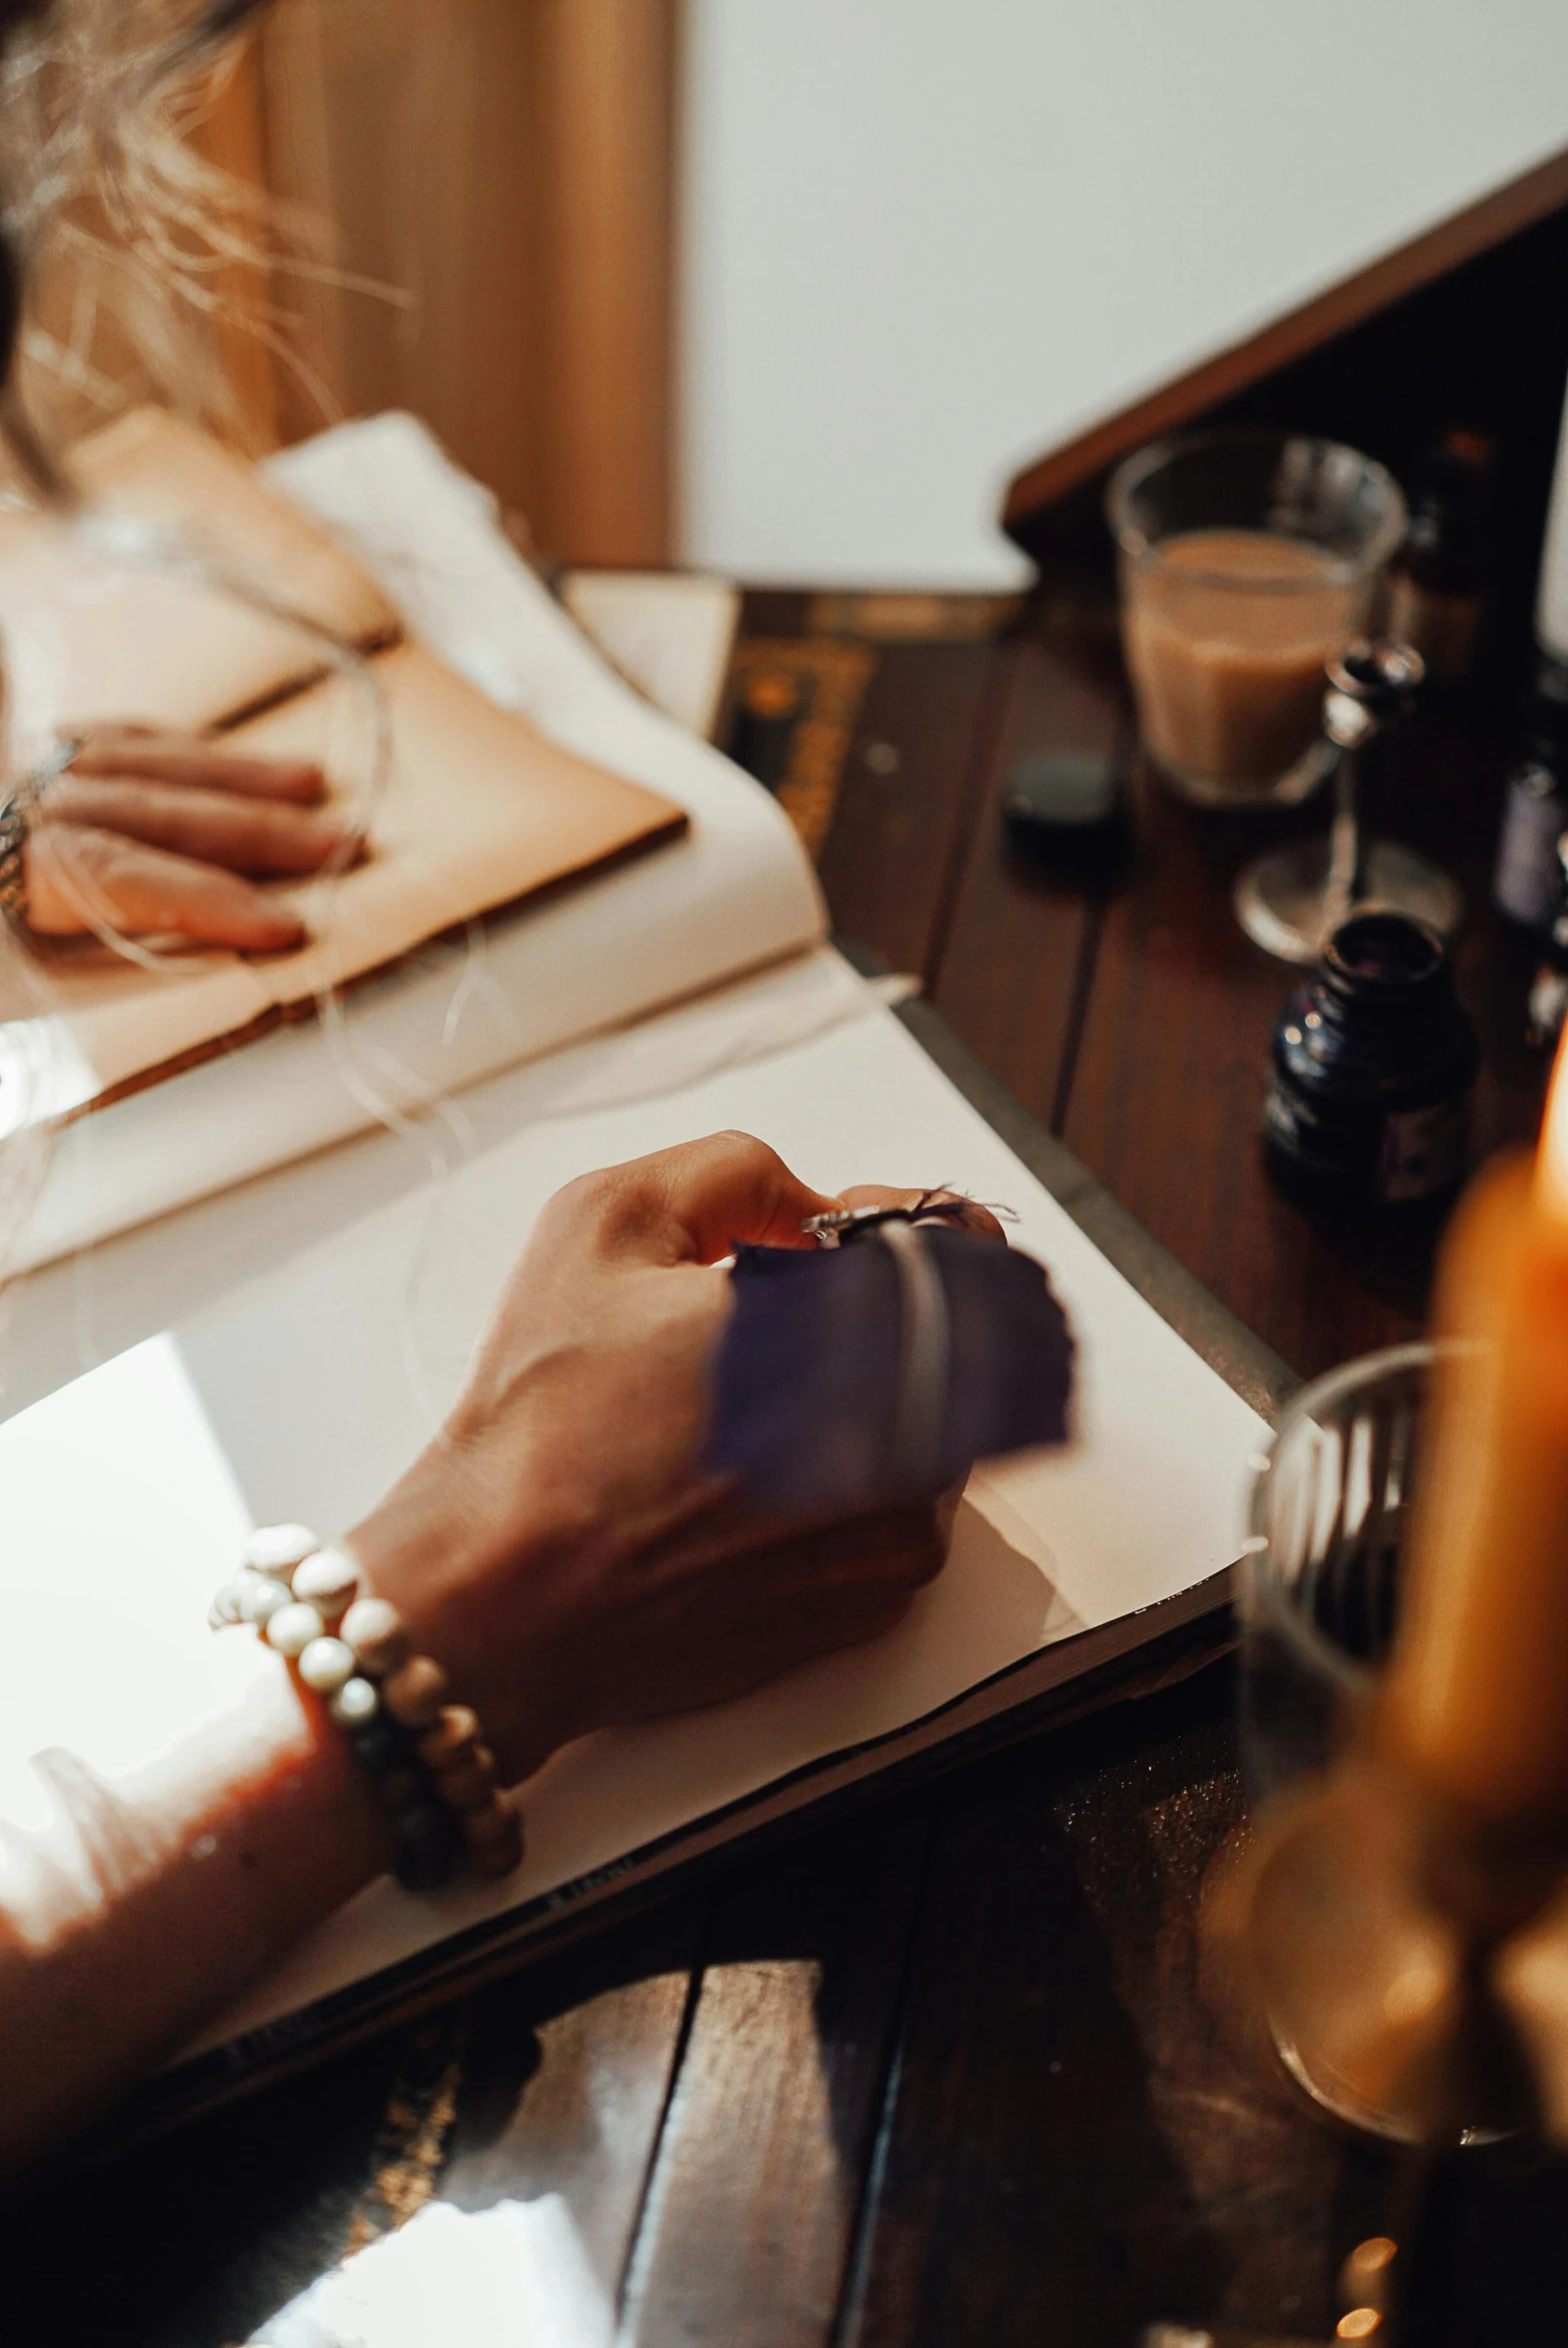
{"left": 211, "top": 1525, "right": 522, "bottom": 1890}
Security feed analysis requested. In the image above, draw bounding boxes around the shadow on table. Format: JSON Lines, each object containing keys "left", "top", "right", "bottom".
{"left": 11, "top": 1669, "right": 1568, "bottom": 2348}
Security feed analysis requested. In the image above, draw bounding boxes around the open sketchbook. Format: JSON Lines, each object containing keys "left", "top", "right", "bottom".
{"left": 0, "top": 412, "right": 784, "bottom": 1127}
{"left": 13, "top": 645, "right": 687, "bottom": 1117}
{"left": 0, "top": 406, "right": 400, "bottom": 730}
{"left": 0, "top": 958, "right": 1278, "bottom": 2141}
{"left": 2, "top": 412, "right": 823, "bottom": 1263}
{"left": 560, "top": 570, "right": 741, "bottom": 742}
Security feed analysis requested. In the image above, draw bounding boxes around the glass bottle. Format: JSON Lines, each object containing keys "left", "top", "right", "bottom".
{"left": 1264, "top": 910, "right": 1480, "bottom": 1207}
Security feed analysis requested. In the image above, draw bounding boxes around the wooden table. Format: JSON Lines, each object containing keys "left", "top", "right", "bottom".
{"left": 11, "top": 593, "right": 1568, "bottom": 2347}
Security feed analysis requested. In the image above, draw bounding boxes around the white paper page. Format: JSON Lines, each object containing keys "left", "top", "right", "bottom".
{"left": 0, "top": 985, "right": 1265, "bottom": 2054}
{"left": 561, "top": 571, "right": 740, "bottom": 741}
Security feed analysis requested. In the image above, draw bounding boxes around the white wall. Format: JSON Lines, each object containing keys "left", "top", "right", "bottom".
{"left": 679, "top": 0, "right": 1568, "bottom": 589}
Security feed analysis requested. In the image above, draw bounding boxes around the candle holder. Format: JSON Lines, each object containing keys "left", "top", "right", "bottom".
{"left": 1232, "top": 1342, "right": 1547, "bottom": 2146}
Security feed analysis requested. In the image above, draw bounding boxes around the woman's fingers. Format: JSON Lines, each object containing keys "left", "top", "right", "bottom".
{"left": 534, "top": 1145, "right": 1006, "bottom": 1273}
{"left": 24, "top": 825, "right": 308, "bottom": 951}
{"left": 547, "top": 1131, "right": 845, "bottom": 1266}
{"left": 44, "top": 777, "right": 360, "bottom": 877}
{"left": 835, "top": 1181, "right": 1007, "bottom": 1244}
{"left": 71, "top": 727, "right": 328, "bottom": 805}
{"left": 650, "top": 1132, "right": 844, "bottom": 1259}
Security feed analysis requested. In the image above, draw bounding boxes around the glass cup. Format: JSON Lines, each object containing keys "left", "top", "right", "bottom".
{"left": 1107, "top": 431, "right": 1407, "bottom": 809}
{"left": 1235, "top": 1340, "right": 1536, "bottom": 2147}
{"left": 1240, "top": 1343, "right": 1430, "bottom": 1813}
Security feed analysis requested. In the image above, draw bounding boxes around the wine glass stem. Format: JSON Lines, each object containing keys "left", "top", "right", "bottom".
{"left": 1321, "top": 746, "right": 1363, "bottom": 945}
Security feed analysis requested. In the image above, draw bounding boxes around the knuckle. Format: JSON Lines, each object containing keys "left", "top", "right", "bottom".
{"left": 545, "top": 1167, "right": 622, "bottom": 1228}
{"left": 699, "top": 1129, "right": 776, "bottom": 1172}
{"left": 537, "top": 1163, "right": 655, "bottom": 1254}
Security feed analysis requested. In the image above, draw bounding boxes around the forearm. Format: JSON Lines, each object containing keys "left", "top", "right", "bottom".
{"left": 0, "top": 1664, "right": 392, "bottom": 2176}
{"left": 0, "top": 1480, "right": 570, "bottom": 2178}
{"left": 0, "top": 1134, "right": 968, "bottom": 2176}
{"left": 0, "top": 1465, "right": 615, "bottom": 2185}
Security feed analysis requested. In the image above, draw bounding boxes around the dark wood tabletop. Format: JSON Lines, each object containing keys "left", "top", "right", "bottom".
{"left": 10, "top": 588, "right": 1568, "bottom": 2347}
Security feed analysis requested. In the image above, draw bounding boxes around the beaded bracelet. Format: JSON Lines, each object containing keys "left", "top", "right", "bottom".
{"left": 210, "top": 1524, "right": 523, "bottom": 1891}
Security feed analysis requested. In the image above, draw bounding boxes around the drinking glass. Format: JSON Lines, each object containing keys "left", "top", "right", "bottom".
{"left": 1241, "top": 1344, "right": 1429, "bottom": 1811}
{"left": 1107, "top": 432, "right": 1407, "bottom": 808}
{"left": 1236, "top": 1340, "right": 1528, "bottom": 2146}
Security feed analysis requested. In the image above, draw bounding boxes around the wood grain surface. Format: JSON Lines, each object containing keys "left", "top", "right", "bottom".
{"left": 815, "top": 641, "right": 1006, "bottom": 989}
{"left": 923, "top": 616, "right": 1552, "bottom": 1379}
{"left": 9, "top": 590, "right": 1568, "bottom": 2348}
{"left": 621, "top": 1813, "right": 926, "bottom": 2348}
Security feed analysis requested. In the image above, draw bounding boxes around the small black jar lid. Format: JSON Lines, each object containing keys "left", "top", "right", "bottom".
{"left": 1320, "top": 910, "right": 1449, "bottom": 1003}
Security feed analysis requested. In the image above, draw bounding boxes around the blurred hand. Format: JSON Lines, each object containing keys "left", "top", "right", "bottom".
{"left": 351, "top": 1134, "right": 1003, "bottom": 1780}
{"left": 22, "top": 725, "right": 362, "bottom": 950}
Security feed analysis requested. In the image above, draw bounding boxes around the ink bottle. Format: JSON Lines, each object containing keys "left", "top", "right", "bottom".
{"left": 1264, "top": 911, "right": 1480, "bottom": 1207}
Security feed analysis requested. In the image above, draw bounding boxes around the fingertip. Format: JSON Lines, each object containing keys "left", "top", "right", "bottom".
{"left": 268, "top": 814, "right": 366, "bottom": 875}
{"left": 835, "top": 1184, "right": 1005, "bottom": 1245}
{"left": 300, "top": 825, "right": 357, "bottom": 869}
{"left": 238, "top": 908, "right": 309, "bottom": 954}
{"left": 280, "top": 760, "right": 330, "bottom": 804}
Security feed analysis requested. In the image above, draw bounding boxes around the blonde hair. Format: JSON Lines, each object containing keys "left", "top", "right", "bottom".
{"left": 0, "top": 0, "right": 269, "bottom": 488}
{"left": 0, "top": 2, "right": 304, "bottom": 1307}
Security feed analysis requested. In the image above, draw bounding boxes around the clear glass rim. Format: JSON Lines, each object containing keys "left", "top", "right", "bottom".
{"left": 1242, "top": 1337, "right": 1479, "bottom": 1695}
{"left": 1105, "top": 426, "right": 1408, "bottom": 593}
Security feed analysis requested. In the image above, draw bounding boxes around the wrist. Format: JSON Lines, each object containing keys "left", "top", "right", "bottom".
{"left": 346, "top": 1441, "right": 582, "bottom": 1785}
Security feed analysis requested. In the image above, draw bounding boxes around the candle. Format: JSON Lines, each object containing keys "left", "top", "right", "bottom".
{"left": 1380, "top": 1030, "right": 1568, "bottom": 1824}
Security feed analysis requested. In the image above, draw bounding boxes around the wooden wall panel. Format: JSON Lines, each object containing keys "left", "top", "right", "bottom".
{"left": 192, "top": 37, "right": 282, "bottom": 451}
{"left": 259, "top": 0, "right": 676, "bottom": 561}
{"left": 531, "top": 0, "right": 675, "bottom": 564}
